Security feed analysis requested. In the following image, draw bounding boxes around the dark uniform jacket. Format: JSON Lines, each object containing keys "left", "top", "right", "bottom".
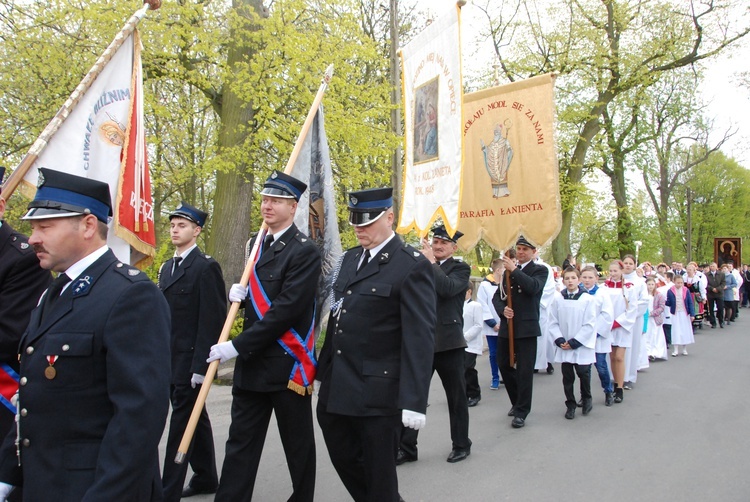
{"left": 0, "top": 222, "right": 52, "bottom": 368}
{"left": 706, "top": 271, "right": 726, "bottom": 299}
{"left": 433, "top": 258, "right": 471, "bottom": 353}
{"left": 0, "top": 249, "right": 171, "bottom": 501}
{"left": 232, "top": 224, "right": 321, "bottom": 392}
{"left": 492, "top": 260, "right": 549, "bottom": 339}
{"left": 317, "top": 236, "right": 436, "bottom": 416}
{"left": 158, "top": 247, "right": 226, "bottom": 384}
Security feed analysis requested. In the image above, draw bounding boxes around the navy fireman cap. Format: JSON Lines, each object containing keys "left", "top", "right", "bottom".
{"left": 169, "top": 201, "right": 208, "bottom": 227}
{"left": 516, "top": 235, "right": 536, "bottom": 249}
{"left": 431, "top": 224, "right": 463, "bottom": 243}
{"left": 347, "top": 187, "right": 393, "bottom": 227}
{"left": 260, "top": 171, "right": 307, "bottom": 202}
{"left": 22, "top": 168, "right": 112, "bottom": 223}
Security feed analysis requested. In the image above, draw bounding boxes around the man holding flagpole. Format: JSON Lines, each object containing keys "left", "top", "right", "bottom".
{"left": 207, "top": 171, "right": 320, "bottom": 502}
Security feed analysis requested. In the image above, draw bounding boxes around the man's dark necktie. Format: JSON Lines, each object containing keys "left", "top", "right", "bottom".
{"left": 43, "top": 273, "right": 71, "bottom": 320}
{"left": 171, "top": 256, "right": 183, "bottom": 277}
{"left": 357, "top": 249, "right": 371, "bottom": 274}
{"left": 262, "top": 234, "right": 274, "bottom": 253}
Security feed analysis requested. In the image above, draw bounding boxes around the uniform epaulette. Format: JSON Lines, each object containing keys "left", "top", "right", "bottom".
{"left": 113, "top": 262, "right": 148, "bottom": 281}
{"left": 8, "top": 232, "right": 34, "bottom": 255}
{"left": 401, "top": 244, "right": 422, "bottom": 261}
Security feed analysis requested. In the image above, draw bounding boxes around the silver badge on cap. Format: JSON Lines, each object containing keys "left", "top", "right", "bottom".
{"left": 37, "top": 171, "right": 45, "bottom": 187}
{"left": 271, "top": 172, "right": 278, "bottom": 179}
{"left": 350, "top": 196, "right": 358, "bottom": 205}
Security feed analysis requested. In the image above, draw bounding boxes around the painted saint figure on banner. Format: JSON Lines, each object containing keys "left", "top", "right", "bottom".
{"left": 413, "top": 77, "right": 439, "bottom": 164}
{"left": 481, "top": 121, "right": 514, "bottom": 198}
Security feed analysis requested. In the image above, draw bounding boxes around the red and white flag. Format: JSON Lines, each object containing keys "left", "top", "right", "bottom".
{"left": 20, "top": 30, "right": 155, "bottom": 266}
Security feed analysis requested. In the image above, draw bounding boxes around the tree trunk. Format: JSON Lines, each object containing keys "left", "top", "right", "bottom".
{"left": 206, "top": 0, "right": 268, "bottom": 289}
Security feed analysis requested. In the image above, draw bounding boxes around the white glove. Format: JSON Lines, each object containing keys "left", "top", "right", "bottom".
{"left": 228, "top": 283, "right": 248, "bottom": 303}
{"left": 0, "top": 482, "right": 15, "bottom": 500}
{"left": 402, "top": 409, "right": 426, "bottom": 430}
{"left": 313, "top": 380, "right": 321, "bottom": 397}
{"left": 207, "top": 341, "right": 239, "bottom": 363}
{"left": 190, "top": 373, "right": 205, "bottom": 388}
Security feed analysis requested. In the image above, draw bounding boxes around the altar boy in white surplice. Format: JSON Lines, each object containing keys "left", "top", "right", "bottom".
{"left": 548, "top": 267, "right": 597, "bottom": 420}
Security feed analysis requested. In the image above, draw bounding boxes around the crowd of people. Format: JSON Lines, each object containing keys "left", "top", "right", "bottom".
{"left": 466, "top": 254, "right": 748, "bottom": 421}
{"left": 1, "top": 163, "right": 748, "bottom": 501}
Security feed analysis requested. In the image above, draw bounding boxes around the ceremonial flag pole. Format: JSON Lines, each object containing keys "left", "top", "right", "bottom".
{"left": 0, "top": 0, "right": 161, "bottom": 199}
{"left": 505, "top": 269, "right": 516, "bottom": 367}
{"left": 176, "top": 64, "right": 335, "bottom": 464}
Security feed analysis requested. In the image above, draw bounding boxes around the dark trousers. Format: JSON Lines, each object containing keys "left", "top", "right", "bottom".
{"left": 562, "top": 362, "right": 591, "bottom": 409}
{"left": 216, "top": 388, "right": 315, "bottom": 502}
{"left": 317, "top": 407, "right": 401, "bottom": 502}
{"left": 498, "top": 336, "right": 537, "bottom": 419}
{"left": 464, "top": 351, "right": 481, "bottom": 399}
{"left": 707, "top": 297, "right": 725, "bottom": 327}
{"left": 725, "top": 301, "right": 735, "bottom": 323}
{"left": 400, "top": 348, "right": 470, "bottom": 456}
{"left": 662, "top": 324, "right": 672, "bottom": 347}
{"left": 731, "top": 300, "right": 739, "bottom": 320}
{"left": 162, "top": 384, "right": 218, "bottom": 501}
{"left": 743, "top": 283, "right": 750, "bottom": 306}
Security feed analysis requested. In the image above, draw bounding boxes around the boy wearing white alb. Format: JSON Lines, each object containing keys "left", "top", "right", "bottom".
{"left": 463, "top": 283, "right": 485, "bottom": 407}
{"left": 548, "top": 267, "right": 597, "bottom": 419}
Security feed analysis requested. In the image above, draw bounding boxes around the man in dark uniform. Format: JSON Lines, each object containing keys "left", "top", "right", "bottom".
{"left": 0, "top": 168, "right": 171, "bottom": 501}
{"left": 316, "top": 187, "right": 436, "bottom": 502}
{"left": 207, "top": 171, "right": 321, "bottom": 502}
{"left": 159, "top": 202, "right": 226, "bottom": 501}
{"left": 397, "top": 224, "right": 472, "bottom": 464}
{"left": 492, "top": 236, "right": 549, "bottom": 429}
{"left": 0, "top": 167, "right": 52, "bottom": 440}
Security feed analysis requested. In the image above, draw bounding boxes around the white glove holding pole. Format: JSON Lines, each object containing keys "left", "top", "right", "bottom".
{"left": 190, "top": 373, "right": 205, "bottom": 388}
{"left": 313, "top": 380, "right": 321, "bottom": 397}
{"left": 228, "top": 283, "right": 248, "bottom": 303}
{"left": 402, "top": 409, "right": 426, "bottom": 430}
{"left": 207, "top": 341, "right": 239, "bottom": 364}
{"left": 0, "top": 482, "right": 15, "bottom": 501}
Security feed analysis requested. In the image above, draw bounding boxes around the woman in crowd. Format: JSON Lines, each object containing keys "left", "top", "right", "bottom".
{"left": 684, "top": 262, "right": 706, "bottom": 330}
{"left": 722, "top": 264, "right": 738, "bottom": 325}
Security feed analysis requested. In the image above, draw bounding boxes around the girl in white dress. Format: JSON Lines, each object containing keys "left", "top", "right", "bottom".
{"left": 644, "top": 277, "right": 668, "bottom": 360}
{"left": 603, "top": 261, "right": 639, "bottom": 403}
{"left": 666, "top": 274, "right": 696, "bottom": 356}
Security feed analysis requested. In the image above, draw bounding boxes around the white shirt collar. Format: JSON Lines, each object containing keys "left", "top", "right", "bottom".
{"left": 175, "top": 244, "right": 197, "bottom": 261}
{"left": 365, "top": 231, "right": 396, "bottom": 260}
{"left": 268, "top": 223, "right": 293, "bottom": 242}
{"left": 61, "top": 245, "right": 109, "bottom": 291}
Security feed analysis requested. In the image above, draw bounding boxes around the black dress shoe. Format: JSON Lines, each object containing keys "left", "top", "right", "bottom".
{"left": 396, "top": 448, "right": 417, "bottom": 465}
{"left": 605, "top": 392, "right": 614, "bottom": 406}
{"left": 581, "top": 398, "right": 592, "bottom": 415}
{"left": 467, "top": 396, "right": 481, "bottom": 407}
{"left": 446, "top": 448, "right": 470, "bottom": 463}
{"left": 182, "top": 485, "right": 217, "bottom": 497}
{"left": 511, "top": 416, "right": 525, "bottom": 428}
{"left": 565, "top": 408, "right": 575, "bottom": 419}
{"left": 507, "top": 406, "right": 517, "bottom": 417}
{"left": 546, "top": 363, "right": 555, "bottom": 374}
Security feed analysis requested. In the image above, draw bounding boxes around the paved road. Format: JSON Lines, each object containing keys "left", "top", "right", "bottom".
{"left": 161, "top": 313, "right": 750, "bottom": 501}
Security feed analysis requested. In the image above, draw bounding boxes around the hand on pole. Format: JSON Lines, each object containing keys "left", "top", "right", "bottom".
{"left": 228, "top": 284, "right": 248, "bottom": 303}
{"left": 207, "top": 341, "right": 239, "bottom": 364}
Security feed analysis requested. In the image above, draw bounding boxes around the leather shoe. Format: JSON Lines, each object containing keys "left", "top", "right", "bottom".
{"left": 581, "top": 398, "right": 592, "bottom": 415}
{"left": 507, "top": 406, "right": 517, "bottom": 417}
{"left": 605, "top": 392, "right": 614, "bottom": 406}
{"left": 511, "top": 416, "right": 525, "bottom": 428}
{"left": 396, "top": 448, "right": 417, "bottom": 465}
{"left": 467, "top": 396, "right": 481, "bottom": 407}
{"left": 446, "top": 448, "right": 470, "bottom": 463}
{"left": 182, "top": 485, "right": 217, "bottom": 497}
{"left": 546, "top": 363, "right": 555, "bottom": 374}
{"left": 565, "top": 407, "right": 575, "bottom": 419}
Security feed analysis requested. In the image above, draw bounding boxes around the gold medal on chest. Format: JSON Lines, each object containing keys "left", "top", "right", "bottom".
{"left": 44, "top": 365, "right": 57, "bottom": 380}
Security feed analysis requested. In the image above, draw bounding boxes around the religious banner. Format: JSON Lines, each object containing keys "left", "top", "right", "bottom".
{"left": 396, "top": 3, "right": 463, "bottom": 238}
{"left": 19, "top": 31, "right": 155, "bottom": 266}
{"left": 458, "top": 73, "right": 561, "bottom": 251}
{"left": 714, "top": 237, "right": 741, "bottom": 268}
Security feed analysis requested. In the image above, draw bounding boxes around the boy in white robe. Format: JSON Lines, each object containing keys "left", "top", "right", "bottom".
{"left": 548, "top": 267, "right": 597, "bottom": 419}
{"left": 580, "top": 266, "right": 614, "bottom": 406}
{"left": 463, "top": 283, "right": 485, "bottom": 406}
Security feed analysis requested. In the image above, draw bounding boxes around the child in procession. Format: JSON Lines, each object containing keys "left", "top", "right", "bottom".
{"left": 580, "top": 266, "right": 615, "bottom": 406}
{"left": 603, "top": 260, "right": 639, "bottom": 403}
{"left": 548, "top": 267, "right": 597, "bottom": 419}
{"left": 666, "top": 274, "right": 695, "bottom": 356}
